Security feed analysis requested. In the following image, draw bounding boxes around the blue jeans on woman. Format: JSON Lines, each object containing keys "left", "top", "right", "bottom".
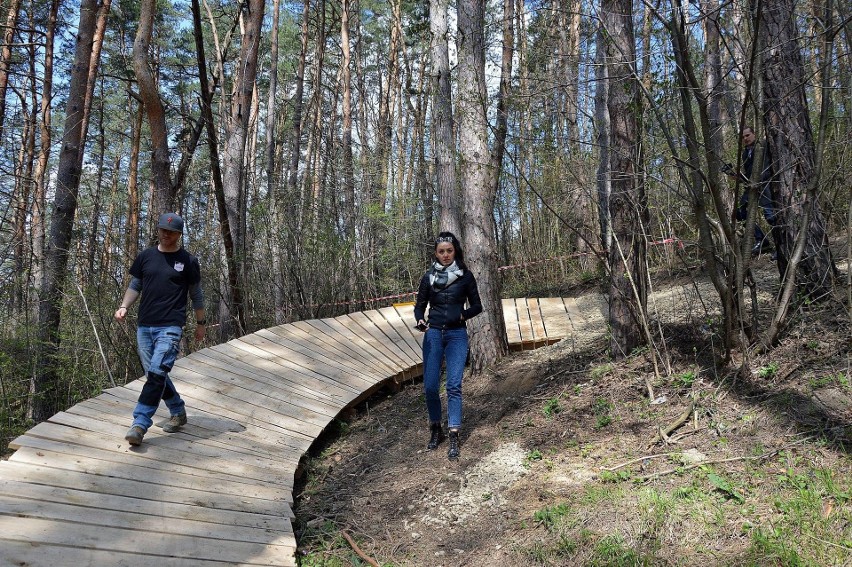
{"left": 132, "top": 325, "right": 186, "bottom": 431}
{"left": 422, "top": 327, "right": 468, "bottom": 429}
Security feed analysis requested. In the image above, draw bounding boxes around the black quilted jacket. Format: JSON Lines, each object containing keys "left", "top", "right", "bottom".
{"left": 413, "top": 269, "right": 483, "bottom": 330}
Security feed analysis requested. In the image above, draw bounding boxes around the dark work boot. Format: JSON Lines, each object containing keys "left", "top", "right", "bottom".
{"left": 427, "top": 422, "right": 445, "bottom": 450}
{"left": 447, "top": 430, "right": 460, "bottom": 461}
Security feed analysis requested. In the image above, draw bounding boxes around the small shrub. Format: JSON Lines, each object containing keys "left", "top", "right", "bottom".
{"left": 757, "top": 362, "right": 780, "bottom": 379}
{"left": 673, "top": 371, "right": 697, "bottom": 389}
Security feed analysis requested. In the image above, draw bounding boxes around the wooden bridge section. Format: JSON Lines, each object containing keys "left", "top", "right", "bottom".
{"left": 0, "top": 297, "right": 599, "bottom": 566}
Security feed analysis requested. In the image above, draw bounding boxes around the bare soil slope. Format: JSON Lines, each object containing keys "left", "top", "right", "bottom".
{"left": 295, "top": 249, "right": 851, "bottom": 567}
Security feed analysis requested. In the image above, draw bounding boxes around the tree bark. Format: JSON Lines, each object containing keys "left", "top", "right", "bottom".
{"left": 758, "top": 0, "right": 836, "bottom": 298}
{"left": 430, "top": 0, "right": 460, "bottom": 236}
{"left": 602, "top": 0, "right": 648, "bottom": 358}
{"left": 30, "top": 0, "right": 60, "bottom": 307}
{"left": 0, "top": 0, "right": 21, "bottom": 139}
{"left": 133, "top": 0, "right": 174, "bottom": 213}
{"left": 594, "top": 26, "right": 611, "bottom": 251}
{"left": 456, "top": 0, "right": 508, "bottom": 371}
{"left": 341, "top": 0, "right": 355, "bottom": 239}
{"left": 191, "top": 0, "right": 246, "bottom": 336}
{"left": 33, "top": 0, "right": 102, "bottom": 421}
{"left": 222, "top": 0, "right": 265, "bottom": 303}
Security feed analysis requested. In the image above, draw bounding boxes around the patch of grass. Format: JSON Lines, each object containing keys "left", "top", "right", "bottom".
{"left": 672, "top": 370, "right": 697, "bottom": 389}
{"left": 593, "top": 397, "right": 613, "bottom": 429}
{"left": 599, "top": 469, "right": 632, "bottom": 483}
{"left": 542, "top": 396, "right": 562, "bottom": 418}
{"left": 589, "top": 534, "right": 650, "bottom": 566}
{"left": 744, "top": 526, "right": 805, "bottom": 566}
{"left": 589, "top": 363, "right": 614, "bottom": 381}
{"left": 757, "top": 361, "right": 780, "bottom": 379}
{"left": 706, "top": 470, "right": 745, "bottom": 503}
{"left": 809, "top": 372, "right": 850, "bottom": 390}
{"left": 533, "top": 502, "right": 571, "bottom": 530}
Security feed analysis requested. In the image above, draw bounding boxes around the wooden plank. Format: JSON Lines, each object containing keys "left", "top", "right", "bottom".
{"left": 189, "top": 348, "right": 343, "bottom": 416}
{"left": 343, "top": 311, "right": 415, "bottom": 370}
{"left": 235, "top": 334, "right": 370, "bottom": 394}
{"left": 105, "top": 384, "right": 317, "bottom": 454}
{"left": 10, "top": 423, "right": 295, "bottom": 490}
{"left": 265, "top": 323, "right": 382, "bottom": 378}
{"left": 171, "top": 358, "right": 332, "bottom": 429}
{"left": 377, "top": 306, "right": 423, "bottom": 361}
{"left": 391, "top": 303, "right": 425, "bottom": 351}
{"left": 201, "top": 343, "right": 348, "bottom": 411}
{"left": 291, "top": 319, "right": 397, "bottom": 377}
{"left": 359, "top": 309, "right": 420, "bottom": 367}
{"left": 64, "top": 395, "right": 288, "bottom": 458}
{"left": 7, "top": 442, "right": 293, "bottom": 505}
{"left": 138, "top": 366, "right": 326, "bottom": 442}
{"left": 316, "top": 316, "right": 405, "bottom": 375}
{"left": 220, "top": 339, "right": 357, "bottom": 404}
{"left": 65, "top": 397, "right": 303, "bottom": 463}
{"left": 0, "top": 515, "right": 294, "bottom": 566}
{"left": 0, "top": 490, "right": 293, "bottom": 544}
{"left": 45, "top": 411, "right": 301, "bottom": 477}
{"left": 252, "top": 328, "right": 386, "bottom": 389}
{"left": 0, "top": 539, "right": 285, "bottom": 567}
{"left": 538, "top": 297, "right": 572, "bottom": 338}
{"left": 527, "top": 298, "right": 548, "bottom": 340}
{"left": 0, "top": 459, "right": 293, "bottom": 517}
{"left": 501, "top": 298, "right": 523, "bottom": 345}
{"left": 515, "top": 298, "right": 536, "bottom": 343}
{"left": 0, "top": 477, "right": 289, "bottom": 531}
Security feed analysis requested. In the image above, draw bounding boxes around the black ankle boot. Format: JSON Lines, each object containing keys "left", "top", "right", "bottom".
{"left": 447, "top": 430, "right": 460, "bottom": 461}
{"left": 427, "top": 422, "right": 445, "bottom": 450}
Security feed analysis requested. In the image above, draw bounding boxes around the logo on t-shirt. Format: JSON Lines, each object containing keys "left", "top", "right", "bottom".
{"left": 174, "top": 262, "right": 185, "bottom": 272}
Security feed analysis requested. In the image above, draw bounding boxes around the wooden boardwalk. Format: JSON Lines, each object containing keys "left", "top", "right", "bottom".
{"left": 0, "top": 297, "right": 597, "bottom": 566}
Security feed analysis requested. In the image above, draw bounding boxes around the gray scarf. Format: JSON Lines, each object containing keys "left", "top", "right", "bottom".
{"left": 430, "top": 261, "right": 463, "bottom": 289}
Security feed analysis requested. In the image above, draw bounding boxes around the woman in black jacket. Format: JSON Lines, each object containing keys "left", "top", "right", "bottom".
{"left": 414, "top": 232, "right": 482, "bottom": 460}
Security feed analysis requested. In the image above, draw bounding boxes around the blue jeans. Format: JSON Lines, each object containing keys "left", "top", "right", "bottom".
{"left": 132, "top": 325, "right": 185, "bottom": 431}
{"left": 422, "top": 327, "right": 468, "bottom": 429}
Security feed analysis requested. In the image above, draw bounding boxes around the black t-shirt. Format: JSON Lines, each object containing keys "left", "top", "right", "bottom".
{"left": 129, "top": 247, "right": 201, "bottom": 327}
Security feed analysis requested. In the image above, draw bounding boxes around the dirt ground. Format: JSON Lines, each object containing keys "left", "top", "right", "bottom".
{"left": 294, "top": 249, "right": 852, "bottom": 566}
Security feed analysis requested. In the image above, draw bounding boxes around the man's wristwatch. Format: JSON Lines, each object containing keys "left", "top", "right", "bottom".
{"left": 197, "top": 319, "right": 207, "bottom": 325}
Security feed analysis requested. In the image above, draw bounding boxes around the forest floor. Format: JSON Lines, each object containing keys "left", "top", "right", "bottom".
{"left": 295, "top": 242, "right": 851, "bottom": 567}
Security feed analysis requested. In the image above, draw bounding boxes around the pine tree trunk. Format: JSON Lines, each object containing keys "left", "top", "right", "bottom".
{"left": 759, "top": 0, "right": 835, "bottom": 297}
{"left": 430, "top": 0, "right": 460, "bottom": 236}
{"left": 602, "top": 0, "right": 647, "bottom": 358}
{"left": 30, "top": 0, "right": 59, "bottom": 309}
{"left": 457, "top": 0, "right": 507, "bottom": 372}
{"left": 133, "top": 0, "right": 173, "bottom": 213}
{"left": 33, "top": 0, "right": 102, "bottom": 421}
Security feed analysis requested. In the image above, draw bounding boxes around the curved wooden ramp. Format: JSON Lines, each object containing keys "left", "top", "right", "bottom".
{"left": 0, "top": 297, "right": 598, "bottom": 566}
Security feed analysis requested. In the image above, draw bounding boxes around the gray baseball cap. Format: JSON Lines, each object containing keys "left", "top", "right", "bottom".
{"left": 157, "top": 212, "right": 184, "bottom": 233}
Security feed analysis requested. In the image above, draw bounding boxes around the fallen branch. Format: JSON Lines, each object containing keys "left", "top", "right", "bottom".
{"left": 341, "top": 530, "right": 380, "bottom": 567}
{"left": 647, "top": 401, "right": 694, "bottom": 447}
{"left": 635, "top": 438, "right": 811, "bottom": 482}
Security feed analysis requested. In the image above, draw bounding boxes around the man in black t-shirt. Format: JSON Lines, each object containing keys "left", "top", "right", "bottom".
{"left": 115, "top": 212, "right": 207, "bottom": 446}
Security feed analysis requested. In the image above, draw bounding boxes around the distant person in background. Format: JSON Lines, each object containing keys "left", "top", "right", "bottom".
{"left": 726, "top": 126, "right": 777, "bottom": 257}
{"left": 414, "top": 232, "right": 482, "bottom": 461}
{"left": 115, "top": 212, "right": 206, "bottom": 446}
